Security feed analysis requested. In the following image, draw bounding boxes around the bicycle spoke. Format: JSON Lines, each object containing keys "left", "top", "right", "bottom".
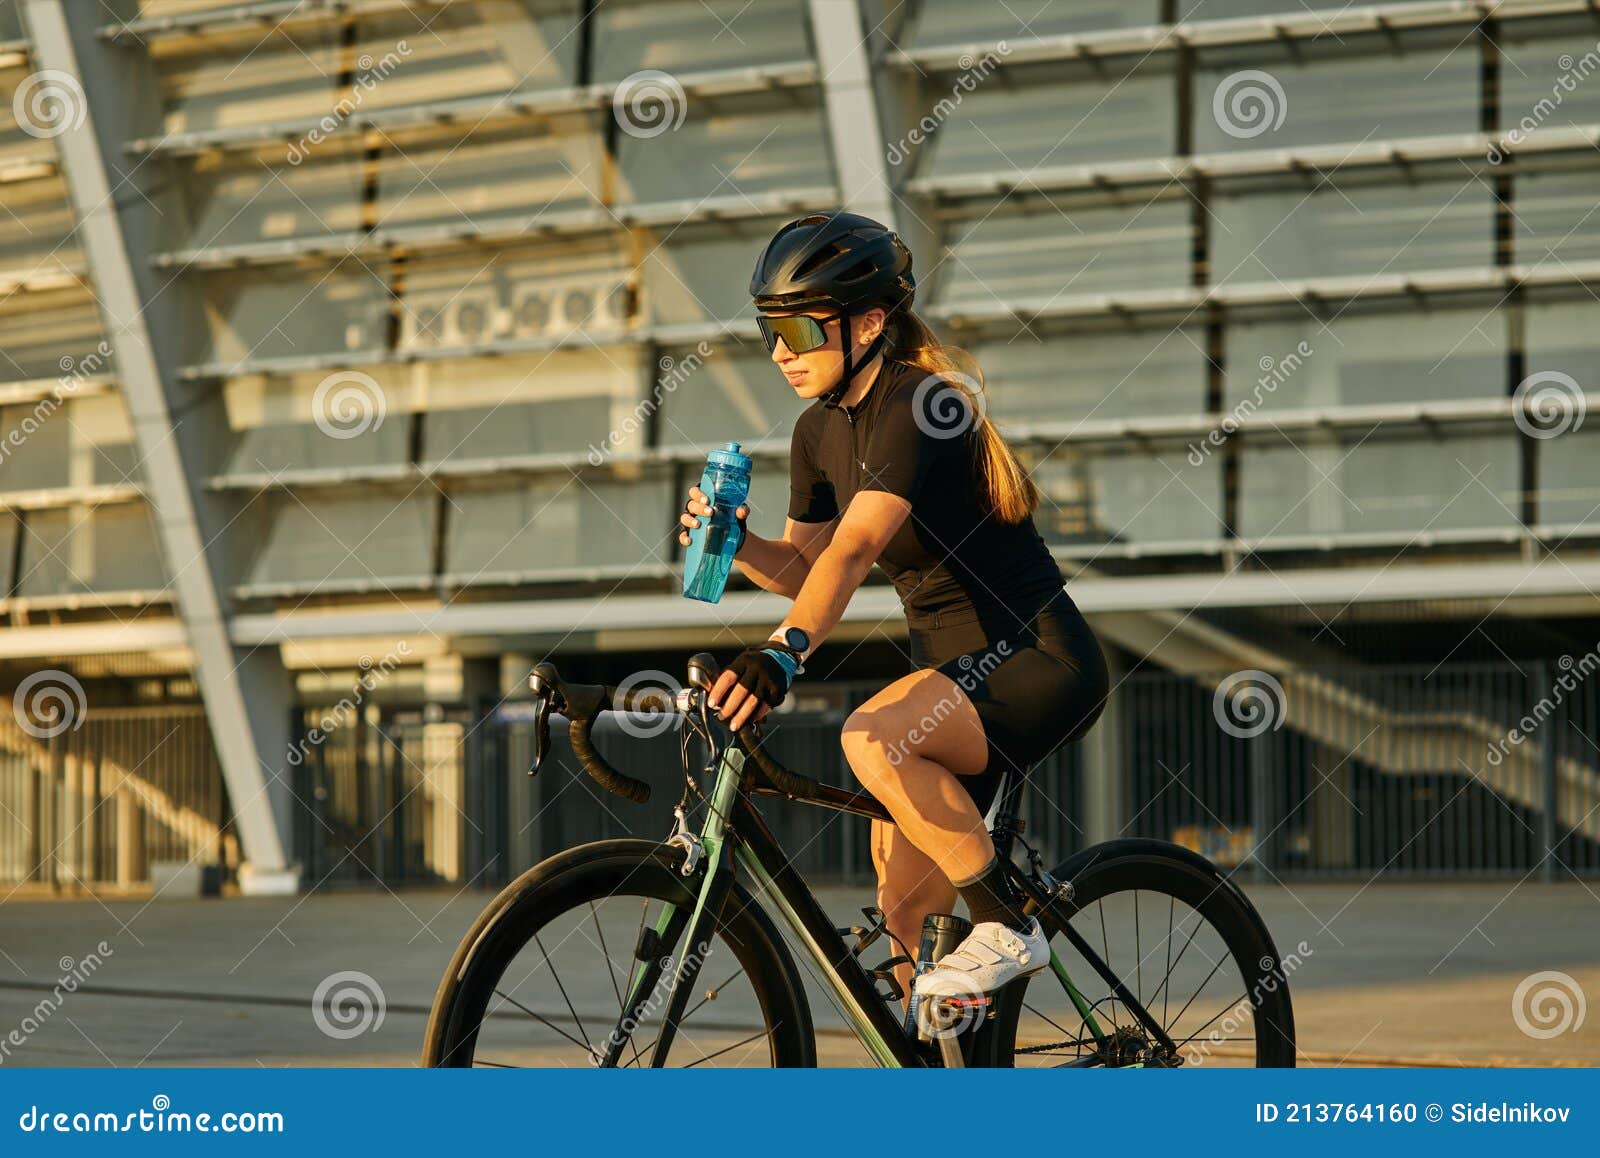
{"left": 591, "top": 900, "right": 642, "bottom": 1068}
{"left": 682, "top": 1025, "right": 776, "bottom": 1069}
{"left": 491, "top": 988, "right": 598, "bottom": 1059}
{"left": 1163, "top": 946, "right": 1233, "bottom": 1037}
{"left": 622, "top": 964, "right": 748, "bottom": 1067}
{"left": 534, "top": 932, "right": 592, "bottom": 1054}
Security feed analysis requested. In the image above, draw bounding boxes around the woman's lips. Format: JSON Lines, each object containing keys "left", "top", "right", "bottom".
{"left": 783, "top": 371, "right": 806, "bottom": 385}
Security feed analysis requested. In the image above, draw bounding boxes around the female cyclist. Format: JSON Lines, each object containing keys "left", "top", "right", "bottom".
{"left": 675, "top": 211, "right": 1109, "bottom": 1003}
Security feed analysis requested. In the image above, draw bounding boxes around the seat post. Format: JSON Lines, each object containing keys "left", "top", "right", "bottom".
{"left": 988, "top": 764, "right": 1029, "bottom": 862}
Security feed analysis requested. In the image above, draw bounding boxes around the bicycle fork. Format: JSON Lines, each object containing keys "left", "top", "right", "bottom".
{"left": 598, "top": 746, "right": 745, "bottom": 1068}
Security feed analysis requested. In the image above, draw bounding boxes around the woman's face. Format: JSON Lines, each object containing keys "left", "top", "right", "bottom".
{"left": 762, "top": 306, "right": 885, "bottom": 399}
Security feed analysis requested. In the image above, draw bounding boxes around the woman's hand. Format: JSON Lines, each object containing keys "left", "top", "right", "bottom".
{"left": 678, "top": 485, "right": 750, "bottom": 549}
{"left": 708, "top": 645, "right": 800, "bottom": 730}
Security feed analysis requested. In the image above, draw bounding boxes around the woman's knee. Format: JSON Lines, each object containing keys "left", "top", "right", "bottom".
{"left": 841, "top": 705, "right": 907, "bottom": 788}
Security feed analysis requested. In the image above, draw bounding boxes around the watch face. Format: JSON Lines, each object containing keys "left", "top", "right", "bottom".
{"left": 783, "top": 627, "right": 810, "bottom": 653}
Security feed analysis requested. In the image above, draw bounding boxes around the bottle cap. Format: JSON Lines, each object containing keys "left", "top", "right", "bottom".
{"left": 706, "top": 441, "right": 751, "bottom": 471}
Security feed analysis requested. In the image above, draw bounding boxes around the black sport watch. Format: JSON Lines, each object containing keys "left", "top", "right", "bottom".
{"left": 779, "top": 626, "right": 810, "bottom": 656}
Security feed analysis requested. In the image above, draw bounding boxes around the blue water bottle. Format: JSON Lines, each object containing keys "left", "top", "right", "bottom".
{"left": 682, "top": 441, "right": 753, "bottom": 604}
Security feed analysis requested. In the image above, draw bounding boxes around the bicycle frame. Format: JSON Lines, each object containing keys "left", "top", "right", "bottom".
{"left": 603, "top": 740, "right": 1173, "bottom": 1068}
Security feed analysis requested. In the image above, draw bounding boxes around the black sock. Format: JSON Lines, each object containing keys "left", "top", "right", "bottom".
{"left": 952, "top": 858, "right": 1030, "bottom": 933}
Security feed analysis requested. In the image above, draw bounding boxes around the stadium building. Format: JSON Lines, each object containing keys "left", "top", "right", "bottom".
{"left": 0, "top": 0, "right": 1597, "bottom": 894}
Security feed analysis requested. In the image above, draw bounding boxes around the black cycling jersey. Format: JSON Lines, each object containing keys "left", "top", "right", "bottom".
{"left": 787, "top": 357, "right": 1065, "bottom": 632}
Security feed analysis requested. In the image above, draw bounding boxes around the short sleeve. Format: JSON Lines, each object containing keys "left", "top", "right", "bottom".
{"left": 857, "top": 380, "right": 957, "bottom": 504}
{"left": 787, "top": 414, "right": 838, "bottom": 523}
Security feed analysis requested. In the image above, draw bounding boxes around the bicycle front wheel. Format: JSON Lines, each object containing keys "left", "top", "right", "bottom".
{"left": 423, "top": 839, "right": 815, "bottom": 1068}
{"left": 977, "top": 839, "right": 1297, "bottom": 1068}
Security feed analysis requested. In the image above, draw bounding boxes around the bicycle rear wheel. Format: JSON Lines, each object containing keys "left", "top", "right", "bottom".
{"left": 423, "top": 839, "right": 815, "bottom": 1068}
{"left": 976, "top": 839, "right": 1297, "bottom": 1068}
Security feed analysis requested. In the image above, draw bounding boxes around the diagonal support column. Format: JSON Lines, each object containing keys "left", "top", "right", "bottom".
{"left": 808, "top": 0, "right": 900, "bottom": 230}
{"left": 23, "top": 0, "right": 299, "bottom": 894}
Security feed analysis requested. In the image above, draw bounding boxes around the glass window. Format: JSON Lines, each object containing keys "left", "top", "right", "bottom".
{"left": 0, "top": 290, "right": 103, "bottom": 384}
{"left": 351, "top": 3, "right": 581, "bottom": 107}
{"left": 908, "top": 57, "right": 1174, "bottom": 180}
{"left": 445, "top": 473, "right": 673, "bottom": 579}
{"left": 1032, "top": 441, "right": 1224, "bottom": 547}
{"left": 932, "top": 197, "right": 1192, "bottom": 307}
{"left": 1211, "top": 173, "right": 1493, "bottom": 286}
{"left": 640, "top": 218, "right": 779, "bottom": 327}
{"left": 1536, "top": 429, "right": 1600, "bottom": 528}
{"left": 612, "top": 91, "right": 834, "bottom": 205}
{"left": 653, "top": 343, "right": 809, "bottom": 454}
{"left": 972, "top": 325, "right": 1209, "bottom": 424}
{"left": 222, "top": 368, "right": 411, "bottom": 476}
{"left": 16, "top": 502, "right": 168, "bottom": 596}
{"left": 190, "top": 267, "right": 389, "bottom": 366}
{"left": 237, "top": 489, "right": 436, "bottom": 589}
{"left": 907, "top": 0, "right": 1162, "bottom": 48}
{"left": 176, "top": 146, "right": 365, "bottom": 249}
{"left": 1498, "top": 29, "right": 1600, "bottom": 147}
{"left": 0, "top": 390, "right": 129, "bottom": 490}
{"left": 1237, "top": 428, "right": 1519, "bottom": 539}
{"left": 1225, "top": 306, "right": 1506, "bottom": 412}
{"left": 420, "top": 349, "right": 644, "bottom": 463}
{"left": 0, "top": 175, "right": 80, "bottom": 269}
{"left": 1515, "top": 168, "right": 1600, "bottom": 267}
{"left": 150, "top": 25, "right": 341, "bottom": 135}
{"left": 1193, "top": 33, "right": 1478, "bottom": 154}
{"left": 1525, "top": 296, "right": 1600, "bottom": 384}
{"left": 0, "top": 399, "right": 71, "bottom": 490}
{"left": 593, "top": 0, "right": 811, "bottom": 79}
{"left": 374, "top": 117, "right": 604, "bottom": 231}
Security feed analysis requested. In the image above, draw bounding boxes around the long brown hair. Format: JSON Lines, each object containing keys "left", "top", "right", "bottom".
{"left": 882, "top": 309, "right": 1040, "bottom": 524}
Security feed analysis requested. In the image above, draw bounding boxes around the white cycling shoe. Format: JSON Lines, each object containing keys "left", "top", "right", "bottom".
{"left": 914, "top": 916, "right": 1050, "bottom": 999}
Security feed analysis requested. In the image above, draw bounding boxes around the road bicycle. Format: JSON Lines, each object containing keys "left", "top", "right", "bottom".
{"left": 423, "top": 652, "right": 1297, "bottom": 1068}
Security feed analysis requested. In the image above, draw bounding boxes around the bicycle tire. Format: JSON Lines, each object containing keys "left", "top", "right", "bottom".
{"left": 973, "top": 838, "right": 1298, "bottom": 1068}
{"left": 423, "top": 839, "right": 817, "bottom": 1068}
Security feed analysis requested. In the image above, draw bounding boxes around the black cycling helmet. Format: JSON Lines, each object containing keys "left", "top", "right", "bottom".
{"left": 751, "top": 212, "right": 915, "bottom": 408}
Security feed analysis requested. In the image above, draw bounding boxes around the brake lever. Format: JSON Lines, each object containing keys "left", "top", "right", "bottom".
{"left": 528, "top": 662, "right": 560, "bottom": 777}
{"left": 530, "top": 694, "right": 552, "bottom": 776}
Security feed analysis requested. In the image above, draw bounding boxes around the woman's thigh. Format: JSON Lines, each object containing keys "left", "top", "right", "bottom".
{"left": 845, "top": 667, "right": 993, "bottom": 781}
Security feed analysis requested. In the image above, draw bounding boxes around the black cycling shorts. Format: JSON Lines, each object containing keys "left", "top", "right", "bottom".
{"left": 906, "top": 586, "right": 1109, "bottom": 816}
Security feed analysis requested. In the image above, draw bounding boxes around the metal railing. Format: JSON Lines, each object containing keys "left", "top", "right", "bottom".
{"left": 0, "top": 705, "right": 231, "bottom": 891}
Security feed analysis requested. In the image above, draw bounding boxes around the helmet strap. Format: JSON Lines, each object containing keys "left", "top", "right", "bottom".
{"left": 821, "top": 314, "right": 887, "bottom": 411}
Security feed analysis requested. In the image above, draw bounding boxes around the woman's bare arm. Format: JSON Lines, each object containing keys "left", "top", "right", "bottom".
{"left": 733, "top": 517, "right": 837, "bottom": 599}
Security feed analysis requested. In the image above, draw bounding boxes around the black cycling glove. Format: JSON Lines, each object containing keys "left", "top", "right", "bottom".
{"left": 723, "top": 642, "right": 804, "bottom": 713}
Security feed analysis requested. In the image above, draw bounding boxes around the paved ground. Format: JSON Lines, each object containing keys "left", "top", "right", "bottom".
{"left": 0, "top": 879, "right": 1594, "bottom": 1068}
